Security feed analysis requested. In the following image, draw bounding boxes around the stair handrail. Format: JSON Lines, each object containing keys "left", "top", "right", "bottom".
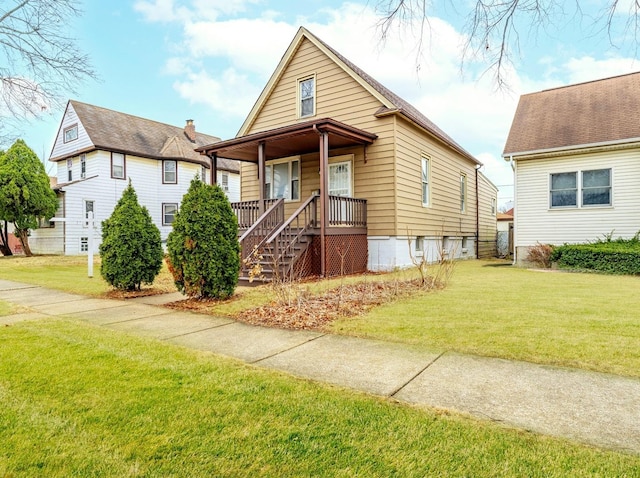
{"left": 264, "top": 194, "right": 318, "bottom": 274}
{"left": 239, "top": 198, "right": 285, "bottom": 262}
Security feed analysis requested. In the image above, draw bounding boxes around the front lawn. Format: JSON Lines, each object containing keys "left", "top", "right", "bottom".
{"left": 1, "top": 319, "right": 638, "bottom": 476}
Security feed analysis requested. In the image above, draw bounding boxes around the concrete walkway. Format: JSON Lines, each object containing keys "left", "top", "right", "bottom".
{"left": 1, "top": 279, "right": 639, "bottom": 455}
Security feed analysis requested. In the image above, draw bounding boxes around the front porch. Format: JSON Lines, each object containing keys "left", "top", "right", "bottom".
{"left": 196, "top": 118, "right": 377, "bottom": 282}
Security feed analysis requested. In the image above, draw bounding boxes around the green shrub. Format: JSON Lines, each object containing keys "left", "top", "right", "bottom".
{"left": 551, "top": 235, "right": 640, "bottom": 275}
{"left": 100, "top": 182, "right": 163, "bottom": 290}
{"left": 166, "top": 179, "right": 240, "bottom": 299}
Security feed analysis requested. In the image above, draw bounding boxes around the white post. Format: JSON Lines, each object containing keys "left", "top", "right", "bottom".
{"left": 87, "top": 211, "right": 94, "bottom": 278}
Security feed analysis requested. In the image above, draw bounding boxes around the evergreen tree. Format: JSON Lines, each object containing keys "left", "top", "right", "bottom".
{"left": 0, "top": 140, "right": 58, "bottom": 256}
{"left": 100, "top": 181, "right": 163, "bottom": 291}
{"left": 167, "top": 178, "right": 240, "bottom": 299}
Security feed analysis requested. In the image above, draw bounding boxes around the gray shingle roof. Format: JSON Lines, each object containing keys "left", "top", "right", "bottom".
{"left": 503, "top": 71, "right": 640, "bottom": 156}
{"left": 52, "top": 100, "right": 239, "bottom": 173}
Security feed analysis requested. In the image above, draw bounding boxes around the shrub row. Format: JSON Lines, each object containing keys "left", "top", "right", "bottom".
{"left": 550, "top": 241, "right": 640, "bottom": 275}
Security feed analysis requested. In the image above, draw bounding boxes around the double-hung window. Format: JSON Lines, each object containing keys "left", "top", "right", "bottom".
{"left": 64, "top": 124, "right": 78, "bottom": 143}
{"left": 163, "top": 160, "right": 177, "bottom": 184}
{"left": 460, "top": 173, "right": 467, "bottom": 213}
{"left": 67, "top": 158, "right": 73, "bottom": 181}
{"left": 265, "top": 158, "right": 300, "bottom": 201}
{"left": 80, "top": 154, "right": 86, "bottom": 178}
{"left": 220, "top": 172, "right": 229, "bottom": 192}
{"left": 111, "top": 152, "right": 125, "bottom": 179}
{"left": 163, "top": 203, "right": 178, "bottom": 225}
{"left": 550, "top": 169, "right": 611, "bottom": 208}
{"left": 299, "top": 76, "right": 315, "bottom": 118}
{"left": 421, "top": 156, "right": 430, "bottom": 206}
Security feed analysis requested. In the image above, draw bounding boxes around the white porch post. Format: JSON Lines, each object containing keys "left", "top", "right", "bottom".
{"left": 319, "top": 131, "right": 329, "bottom": 277}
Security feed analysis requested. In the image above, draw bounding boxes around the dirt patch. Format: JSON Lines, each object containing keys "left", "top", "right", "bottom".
{"left": 166, "top": 279, "right": 436, "bottom": 331}
{"left": 103, "top": 288, "right": 170, "bottom": 300}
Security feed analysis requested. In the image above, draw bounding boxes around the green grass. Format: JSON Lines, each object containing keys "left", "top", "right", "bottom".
{"left": 0, "top": 300, "right": 12, "bottom": 316}
{"left": 1, "top": 319, "right": 638, "bottom": 477}
{"left": 0, "top": 255, "right": 177, "bottom": 297}
{"left": 331, "top": 260, "right": 640, "bottom": 377}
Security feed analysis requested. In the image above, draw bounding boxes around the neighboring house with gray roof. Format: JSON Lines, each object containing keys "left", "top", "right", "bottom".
{"left": 503, "top": 72, "right": 640, "bottom": 263}
{"left": 197, "top": 27, "right": 498, "bottom": 281}
{"left": 30, "top": 100, "right": 239, "bottom": 255}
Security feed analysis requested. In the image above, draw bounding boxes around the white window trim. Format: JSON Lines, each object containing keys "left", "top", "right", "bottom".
{"left": 328, "top": 154, "right": 354, "bottom": 198}
{"left": 265, "top": 156, "right": 301, "bottom": 202}
{"left": 421, "top": 155, "right": 430, "bottom": 207}
{"left": 111, "top": 152, "right": 126, "bottom": 180}
{"left": 162, "top": 203, "right": 178, "bottom": 226}
{"left": 80, "top": 154, "right": 86, "bottom": 179}
{"left": 64, "top": 124, "right": 78, "bottom": 143}
{"left": 549, "top": 168, "right": 612, "bottom": 209}
{"left": 460, "top": 173, "right": 467, "bottom": 213}
{"left": 297, "top": 74, "right": 316, "bottom": 118}
{"left": 67, "top": 158, "right": 73, "bottom": 182}
{"left": 219, "top": 172, "right": 229, "bottom": 192}
{"left": 83, "top": 199, "right": 94, "bottom": 228}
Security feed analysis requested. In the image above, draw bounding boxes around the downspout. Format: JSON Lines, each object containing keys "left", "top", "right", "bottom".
{"left": 509, "top": 155, "right": 516, "bottom": 265}
{"left": 475, "top": 165, "right": 480, "bottom": 259}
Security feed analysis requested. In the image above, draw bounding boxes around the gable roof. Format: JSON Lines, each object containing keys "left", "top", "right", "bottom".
{"left": 238, "top": 27, "right": 480, "bottom": 165}
{"left": 51, "top": 100, "right": 239, "bottom": 173}
{"left": 503, "top": 71, "right": 640, "bottom": 157}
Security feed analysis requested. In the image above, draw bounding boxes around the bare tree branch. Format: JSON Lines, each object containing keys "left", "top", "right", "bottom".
{"left": 0, "top": 0, "right": 97, "bottom": 145}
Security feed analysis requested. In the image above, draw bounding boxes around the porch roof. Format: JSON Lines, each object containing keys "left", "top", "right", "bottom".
{"left": 195, "top": 118, "right": 377, "bottom": 162}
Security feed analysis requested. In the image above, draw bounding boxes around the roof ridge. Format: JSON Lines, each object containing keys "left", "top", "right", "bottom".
{"left": 528, "top": 70, "right": 640, "bottom": 96}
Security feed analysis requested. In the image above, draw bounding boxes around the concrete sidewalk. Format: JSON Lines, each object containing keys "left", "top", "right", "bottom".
{"left": 1, "top": 279, "right": 638, "bottom": 455}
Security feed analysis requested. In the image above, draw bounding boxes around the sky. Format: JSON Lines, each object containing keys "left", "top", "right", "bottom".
{"left": 12, "top": 0, "right": 640, "bottom": 207}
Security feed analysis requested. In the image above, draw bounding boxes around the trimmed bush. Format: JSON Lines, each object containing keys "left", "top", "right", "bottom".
{"left": 100, "top": 182, "right": 163, "bottom": 290}
{"left": 166, "top": 179, "right": 240, "bottom": 299}
{"left": 551, "top": 235, "right": 640, "bottom": 275}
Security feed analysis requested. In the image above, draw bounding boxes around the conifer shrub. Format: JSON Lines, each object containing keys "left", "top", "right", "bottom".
{"left": 100, "top": 181, "right": 163, "bottom": 290}
{"left": 166, "top": 178, "right": 240, "bottom": 299}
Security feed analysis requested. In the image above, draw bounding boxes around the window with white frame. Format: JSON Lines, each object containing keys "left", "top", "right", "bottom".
{"left": 265, "top": 158, "right": 300, "bottom": 201}
{"left": 550, "top": 169, "right": 611, "bottom": 208}
{"left": 460, "top": 173, "right": 467, "bottom": 213}
{"left": 298, "top": 76, "right": 315, "bottom": 118}
{"left": 163, "top": 203, "right": 178, "bottom": 225}
{"left": 163, "top": 160, "right": 177, "bottom": 184}
{"left": 111, "top": 152, "right": 125, "bottom": 179}
{"left": 64, "top": 124, "right": 78, "bottom": 143}
{"left": 80, "top": 154, "right": 86, "bottom": 178}
{"left": 67, "top": 158, "right": 73, "bottom": 181}
{"left": 201, "top": 165, "right": 207, "bottom": 183}
{"left": 491, "top": 197, "right": 496, "bottom": 215}
{"left": 415, "top": 236, "right": 424, "bottom": 256}
{"left": 421, "top": 156, "right": 430, "bottom": 205}
{"left": 220, "top": 172, "right": 229, "bottom": 192}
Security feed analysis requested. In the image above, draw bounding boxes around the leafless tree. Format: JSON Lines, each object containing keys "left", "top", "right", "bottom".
{"left": 0, "top": 0, "right": 96, "bottom": 145}
{"left": 373, "top": 1, "right": 640, "bottom": 88}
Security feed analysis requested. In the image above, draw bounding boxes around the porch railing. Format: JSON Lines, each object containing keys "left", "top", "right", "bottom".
{"left": 238, "top": 198, "right": 284, "bottom": 263}
{"left": 328, "top": 195, "right": 367, "bottom": 227}
{"left": 232, "top": 198, "right": 280, "bottom": 229}
{"left": 265, "top": 194, "right": 318, "bottom": 276}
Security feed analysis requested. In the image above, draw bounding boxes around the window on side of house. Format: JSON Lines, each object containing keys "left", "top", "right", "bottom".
{"left": 421, "top": 156, "right": 430, "bottom": 206}
{"left": 163, "top": 160, "right": 177, "bottom": 184}
{"left": 265, "top": 158, "right": 300, "bottom": 201}
{"left": 80, "top": 154, "right": 86, "bottom": 178}
{"left": 582, "top": 168, "right": 611, "bottom": 206}
{"left": 64, "top": 124, "right": 78, "bottom": 143}
{"left": 298, "top": 76, "right": 315, "bottom": 118}
{"left": 491, "top": 197, "right": 496, "bottom": 215}
{"left": 220, "top": 172, "right": 229, "bottom": 192}
{"left": 163, "top": 203, "right": 178, "bottom": 225}
{"left": 111, "top": 152, "right": 125, "bottom": 179}
{"left": 550, "top": 172, "right": 578, "bottom": 208}
{"left": 201, "top": 165, "right": 207, "bottom": 183}
{"left": 460, "top": 173, "right": 467, "bottom": 213}
{"left": 415, "top": 236, "right": 424, "bottom": 256}
{"left": 67, "top": 158, "right": 73, "bottom": 181}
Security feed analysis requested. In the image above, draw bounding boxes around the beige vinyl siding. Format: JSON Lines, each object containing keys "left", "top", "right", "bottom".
{"left": 241, "top": 37, "right": 398, "bottom": 235}
{"left": 477, "top": 171, "right": 498, "bottom": 258}
{"left": 394, "top": 117, "right": 478, "bottom": 238}
{"left": 515, "top": 148, "right": 640, "bottom": 247}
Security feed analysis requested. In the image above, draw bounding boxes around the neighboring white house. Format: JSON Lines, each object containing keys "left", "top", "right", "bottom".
{"left": 503, "top": 72, "right": 640, "bottom": 263}
{"left": 30, "top": 100, "right": 240, "bottom": 255}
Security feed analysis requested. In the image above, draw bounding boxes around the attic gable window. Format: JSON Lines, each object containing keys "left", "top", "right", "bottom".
{"left": 64, "top": 124, "right": 78, "bottom": 143}
{"left": 298, "top": 76, "right": 315, "bottom": 118}
{"left": 111, "top": 152, "right": 125, "bottom": 179}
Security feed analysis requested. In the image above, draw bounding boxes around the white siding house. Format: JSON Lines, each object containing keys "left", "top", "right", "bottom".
{"left": 503, "top": 72, "right": 640, "bottom": 263}
{"left": 29, "top": 100, "right": 240, "bottom": 255}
